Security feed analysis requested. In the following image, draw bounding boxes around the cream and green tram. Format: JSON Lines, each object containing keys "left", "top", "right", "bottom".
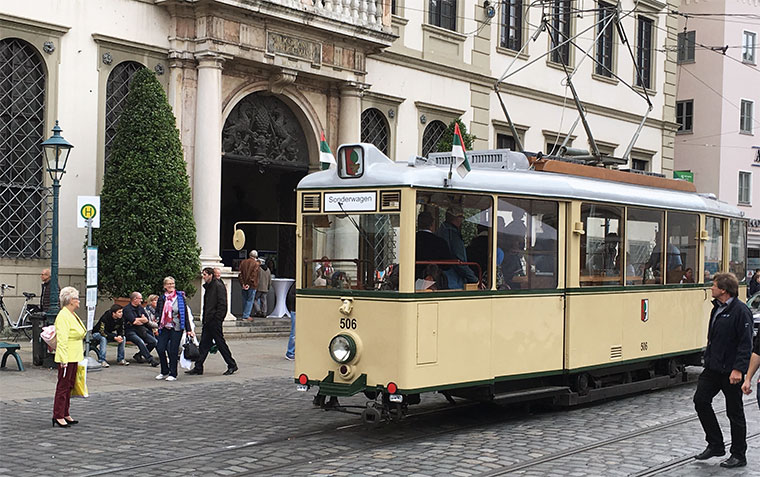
{"left": 294, "top": 143, "right": 747, "bottom": 420}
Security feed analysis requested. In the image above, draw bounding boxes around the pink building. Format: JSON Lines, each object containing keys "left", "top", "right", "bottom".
{"left": 674, "top": 0, "right": 760, "bottom": 274}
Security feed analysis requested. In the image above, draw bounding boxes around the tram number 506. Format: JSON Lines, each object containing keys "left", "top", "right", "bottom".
{"left": 640, "top": 342, "right": 648, "bottom": 351}
{"left": 339, "top": 318, "right": 357, "bottom": 329}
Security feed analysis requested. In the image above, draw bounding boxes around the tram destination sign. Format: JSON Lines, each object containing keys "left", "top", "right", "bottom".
{"left": 324, "top": 191, "right": 377, "bottom": 212}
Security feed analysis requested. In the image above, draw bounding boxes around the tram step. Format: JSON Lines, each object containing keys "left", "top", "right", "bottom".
{"left": 493, "top": 386, "right": 570, "bottom": 405}
{"left": 556, "top": 374, "right": 687, "bottom": 406}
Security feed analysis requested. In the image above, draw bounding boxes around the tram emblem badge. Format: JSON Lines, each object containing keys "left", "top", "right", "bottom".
{"left": 641, "top": 299, "right": 649, "bottom": 322}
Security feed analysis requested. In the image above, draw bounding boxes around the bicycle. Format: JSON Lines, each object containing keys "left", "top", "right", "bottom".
{"left": 0, "top": 284, "right": 38, "bottom": 340}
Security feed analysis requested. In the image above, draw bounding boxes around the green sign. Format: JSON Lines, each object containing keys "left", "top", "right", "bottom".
{"left": 673, "top": 170, "right": 694, "bottom": 183}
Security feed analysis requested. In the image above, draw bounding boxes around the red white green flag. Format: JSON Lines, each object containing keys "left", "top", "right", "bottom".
{"left": 319, "top": 132, "right": 336, "bottom": 170}
{"left": 452, "top": 122, "right": 471, "bottom": 178}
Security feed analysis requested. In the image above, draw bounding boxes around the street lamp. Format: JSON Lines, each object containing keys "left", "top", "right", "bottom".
{"left": 41, "top": 121, "right": 73, "bottom": 324}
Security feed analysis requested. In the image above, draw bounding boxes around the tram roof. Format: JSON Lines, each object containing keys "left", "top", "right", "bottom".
{"left": 298, "top": 144, "right": 743, "bottom": 218}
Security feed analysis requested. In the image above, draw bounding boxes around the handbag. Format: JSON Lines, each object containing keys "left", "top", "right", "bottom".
{"left": 183, "top": 336, "right": 200, "bottom": 361}
{"left": 41, "top": 325, "right": 57, "bottom": 352}
{"left": 71, "top": 359, "right": 89, "bottom": 398}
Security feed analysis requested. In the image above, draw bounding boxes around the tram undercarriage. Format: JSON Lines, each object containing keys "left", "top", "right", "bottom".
{"left": 309, "top": 352, "right": 703, "bottom": 425}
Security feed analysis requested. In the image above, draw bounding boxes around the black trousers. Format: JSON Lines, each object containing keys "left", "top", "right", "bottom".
{"left": 693, "top": 368, "right": 746, "bottom": 458}
{"left": 194, "top": 320, "right": 236, "bottom": 371}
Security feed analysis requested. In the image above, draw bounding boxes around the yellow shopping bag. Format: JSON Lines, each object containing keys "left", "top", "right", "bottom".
{"left": 71, "top": 359, "right": 88, "bottom": 398}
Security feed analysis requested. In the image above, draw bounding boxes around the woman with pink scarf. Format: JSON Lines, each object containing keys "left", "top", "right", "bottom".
{"left": 154, "top": 276, "right": 194, "bottom": 381}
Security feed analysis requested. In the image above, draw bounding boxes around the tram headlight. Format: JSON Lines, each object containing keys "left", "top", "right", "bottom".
{"left": 329, "top": 334, "right": 357, "bottom": 363}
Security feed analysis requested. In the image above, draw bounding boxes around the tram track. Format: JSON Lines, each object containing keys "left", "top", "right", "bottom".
{"left": 479, "top": 399, "right": 757, "bottom": 477}
{"left": 83, "top": 376, "right": 735, "bottom": 476}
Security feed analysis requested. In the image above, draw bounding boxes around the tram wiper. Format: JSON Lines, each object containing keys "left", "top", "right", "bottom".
{"left": 337, "top": 202, "right": 374, "bottom": 252}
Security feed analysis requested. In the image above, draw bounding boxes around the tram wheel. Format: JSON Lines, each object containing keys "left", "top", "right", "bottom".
{"left": 361, "top": 405, "right": 382, "bottom": 426}
{"left": 572, "top": 373, "right": 591, "bottom": 396}
{"left": 313, "top": 394, "right": 326, "bottom": 407}
{"left": 666, "top": 359, "right": 680, "bottom": 378}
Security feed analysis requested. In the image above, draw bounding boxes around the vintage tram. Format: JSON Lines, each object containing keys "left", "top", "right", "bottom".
{"left": 293, "top": 143, "right": 747, "bottom": 422}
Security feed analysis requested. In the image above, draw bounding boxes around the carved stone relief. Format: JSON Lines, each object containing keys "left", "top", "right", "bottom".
{"left": 222, "top": 93, "right": 309, "bottom": 169}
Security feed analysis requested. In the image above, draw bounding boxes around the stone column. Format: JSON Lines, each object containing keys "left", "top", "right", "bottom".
{"left": 338, "top": 82, "right": 363, "bottom": 145}
{"left": 192, "top": 52, "right": 225, "bottom": 266}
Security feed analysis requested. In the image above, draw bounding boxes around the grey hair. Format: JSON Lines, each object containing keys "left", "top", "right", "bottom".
{"left": 250, "top": 250, "right": 258, "bottom": 258}
{"left": 163, "top": 276, "right": 176, "bottom": 285}
{"left": 59, "top": 286, "right": 79, "bottom": 307}
{"left": 130, "top": 291, "right": 141, "bottom": 299}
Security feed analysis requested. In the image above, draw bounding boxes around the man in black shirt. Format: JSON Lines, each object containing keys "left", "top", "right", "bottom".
{"left": 122, "top": 292, "right": 159, "bottom": 366}
{"left": 92, "top": 305, "right": 127, "bottom": 366}
{"left": 694, "top": 272, "right": 752, "bottom": 468}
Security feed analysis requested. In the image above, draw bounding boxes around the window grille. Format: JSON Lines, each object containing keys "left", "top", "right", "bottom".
{"left": 595, "top": 2, "right": 615, "bottom": 76}
{"left": 636, "top": 16, "right": 653, "bottom": 89}
{"left": 0, "top": 38, "right": 51, "bottom": 258}
{"left": 105, "top": 61, "right": 143, "bottom": 169}
{"left": 421, "top": 120, "right": 447, "bottom": 158}
{"left": 550, "top": 0, "right": 571, "bottom": 65}
{"left": 429, "top": 0, "right": 456, "bottom": 31}
{"left": 677, "top": 31, "right": 695, "bottom": 63}
{"left": 361, "top": 108, "right": 389, "bottom": 155}
{"left": 500, "top": 0, "right": 523, "bottom": 51}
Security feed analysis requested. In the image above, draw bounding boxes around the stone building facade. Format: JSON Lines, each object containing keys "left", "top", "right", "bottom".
{"left": 0, "top": 0, "right": 678, "bottom": 315}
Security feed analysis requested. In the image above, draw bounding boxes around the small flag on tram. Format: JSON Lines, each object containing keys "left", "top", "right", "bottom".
{"left": 452, "top": 122, "right": 471, "bottom": 179}
{"left": 319, "top": 132, "right": 336, "bottom": 171}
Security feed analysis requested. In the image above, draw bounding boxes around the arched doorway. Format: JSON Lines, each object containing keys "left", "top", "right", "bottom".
{"left": 220, "top": 92, "right": 310, "bottom": 280}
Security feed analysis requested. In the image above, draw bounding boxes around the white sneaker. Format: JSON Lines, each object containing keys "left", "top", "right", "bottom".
{"left": 165, "top": 376, "right": 177, "bottom": 381}
{"left": 100, "top": 361, "right": 110, "bottom": 368}
{"left": 155, "top": 374, "right": 167, "bottom": 380}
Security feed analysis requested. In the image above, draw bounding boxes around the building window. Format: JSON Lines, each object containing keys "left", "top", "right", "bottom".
{"left": 550, "top": 0, "right": 572, "bottom": 65}
{"left": 739, "top": 171, "right": 752, "bottom": 204}
{"left": 636, "top": 16, "right": 653, "bottom": 89}
{"left": 0, "top": 38, "right": 49, "bottom": 259}
{"left": 743, "top": 31, "right": 756, "bottom": 64}
{"left": 631, "top": 159, "right": 648, "bottom": 171}
{"left": 421, "top": 120, "right": 448, "bottom": 157}
{"left": 392, "top": 0, "right": 397, "bottom": 15}
{"left": 741, "top": 99, "right": 754, "bottom": 134}
{"left": 595, "top": 2, "right": 615, "bottom": 77}
{"left": 500, "top": 0, "right": 523, "bottom": 51}
{"left": 361, "top": 108, "right": 390, "bottom": 155}
{"left": 429, "top": 0, "right": 456, "bottom": 31}
{"left": 677, "top": 30, "right": 695, "bottom": 63}
{"left": 497, "top": 133, "right": 516, "bottom": 150}
{"left": 676, "top": 100, "right": 693, "bottom": 133}
{"left": 105, "top": 61, "right": 144, "bottom": 169}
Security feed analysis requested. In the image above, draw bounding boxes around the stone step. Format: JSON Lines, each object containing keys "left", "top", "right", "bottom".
{"left": 194, "top": 318, "right": 291, "bottom": 340}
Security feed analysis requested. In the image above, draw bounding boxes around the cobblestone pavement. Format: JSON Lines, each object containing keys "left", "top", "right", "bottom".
{"left": 4, "top": 360, "right": 760, "bottom": 476}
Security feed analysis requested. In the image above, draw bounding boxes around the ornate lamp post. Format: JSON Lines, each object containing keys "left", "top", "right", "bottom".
{"left": 41, "top": 121, "right": 73, "bottom": 324}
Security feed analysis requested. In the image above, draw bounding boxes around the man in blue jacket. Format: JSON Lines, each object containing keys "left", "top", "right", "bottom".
{"left": 693, "top": 272, "right": 753, "bottom": 468}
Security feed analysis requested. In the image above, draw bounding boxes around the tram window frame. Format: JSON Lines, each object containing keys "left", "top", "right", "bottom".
{"left": 301, "top": 212, "right": 401, "bottom": 291}
{"left": 729, "top": 219, "right": 748, "bottom": 283}
{"left": 627, "top": 207, "right": 664, "bottom": 286}
{"left": 580, "top": 203, "right": 624, "bottom": 287}
{"left": 497, "top": 197, "right": 559, "bottom": 291}
{"left": 415, "top": 191, "right": 493, "bottom": 292}
{"left": 704, "top": 216, "right": 724, "bottom": 283}
{"left": 665, "top": 212, "right": 698, "bottom": 284}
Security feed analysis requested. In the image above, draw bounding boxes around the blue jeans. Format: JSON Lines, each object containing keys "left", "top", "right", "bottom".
{"left": 241, "top": 287, "right": 256, "bottom": 318}
{"left": 286, "top": 312, "right": 296, "bottom": 359}
{"left": 156, "top": 328, "right": 183, "bottom": 378}
{"left": 92, "top": 332, "right": 125, "bottom": 362}
{"left": 126, "top": 327, "right": 157, "bottom": 361}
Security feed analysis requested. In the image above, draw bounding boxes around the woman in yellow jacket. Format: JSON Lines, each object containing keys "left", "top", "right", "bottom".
{"left": 53, "top": 286, "right": 86, "bottom": 428}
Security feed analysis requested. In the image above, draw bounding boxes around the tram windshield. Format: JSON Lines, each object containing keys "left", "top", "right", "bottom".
{"left": 302, "top": 213, "right": 400, "bottom": 290}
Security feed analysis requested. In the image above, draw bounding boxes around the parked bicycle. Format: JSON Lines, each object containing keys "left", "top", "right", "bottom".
{"left": 0, "top": 284, "right": 38, "bottom": 340}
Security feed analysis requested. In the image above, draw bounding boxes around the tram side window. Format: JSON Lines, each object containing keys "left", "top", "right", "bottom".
{"left": 497, "top": 198, "right": 558, "bottom": 290}
{"left": 302, "top": 213, "right": 401, "bottom": 291}
{"left": 627, "top": 208, "right": 663, "bottom": 285}
{"left": 580, "top": 203, "right": 623, "bottom": 286}
{"left": 415, "top": 191, "right": 492, "bottom": 291}
{"left": 704, "top": 217, "right": 724, "bottom": 283}
{"left": 665, "top": 212, "right": 698, "bottom": 284}
{"left": 729, "top": 219, "right": 748, "bottom": 283}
